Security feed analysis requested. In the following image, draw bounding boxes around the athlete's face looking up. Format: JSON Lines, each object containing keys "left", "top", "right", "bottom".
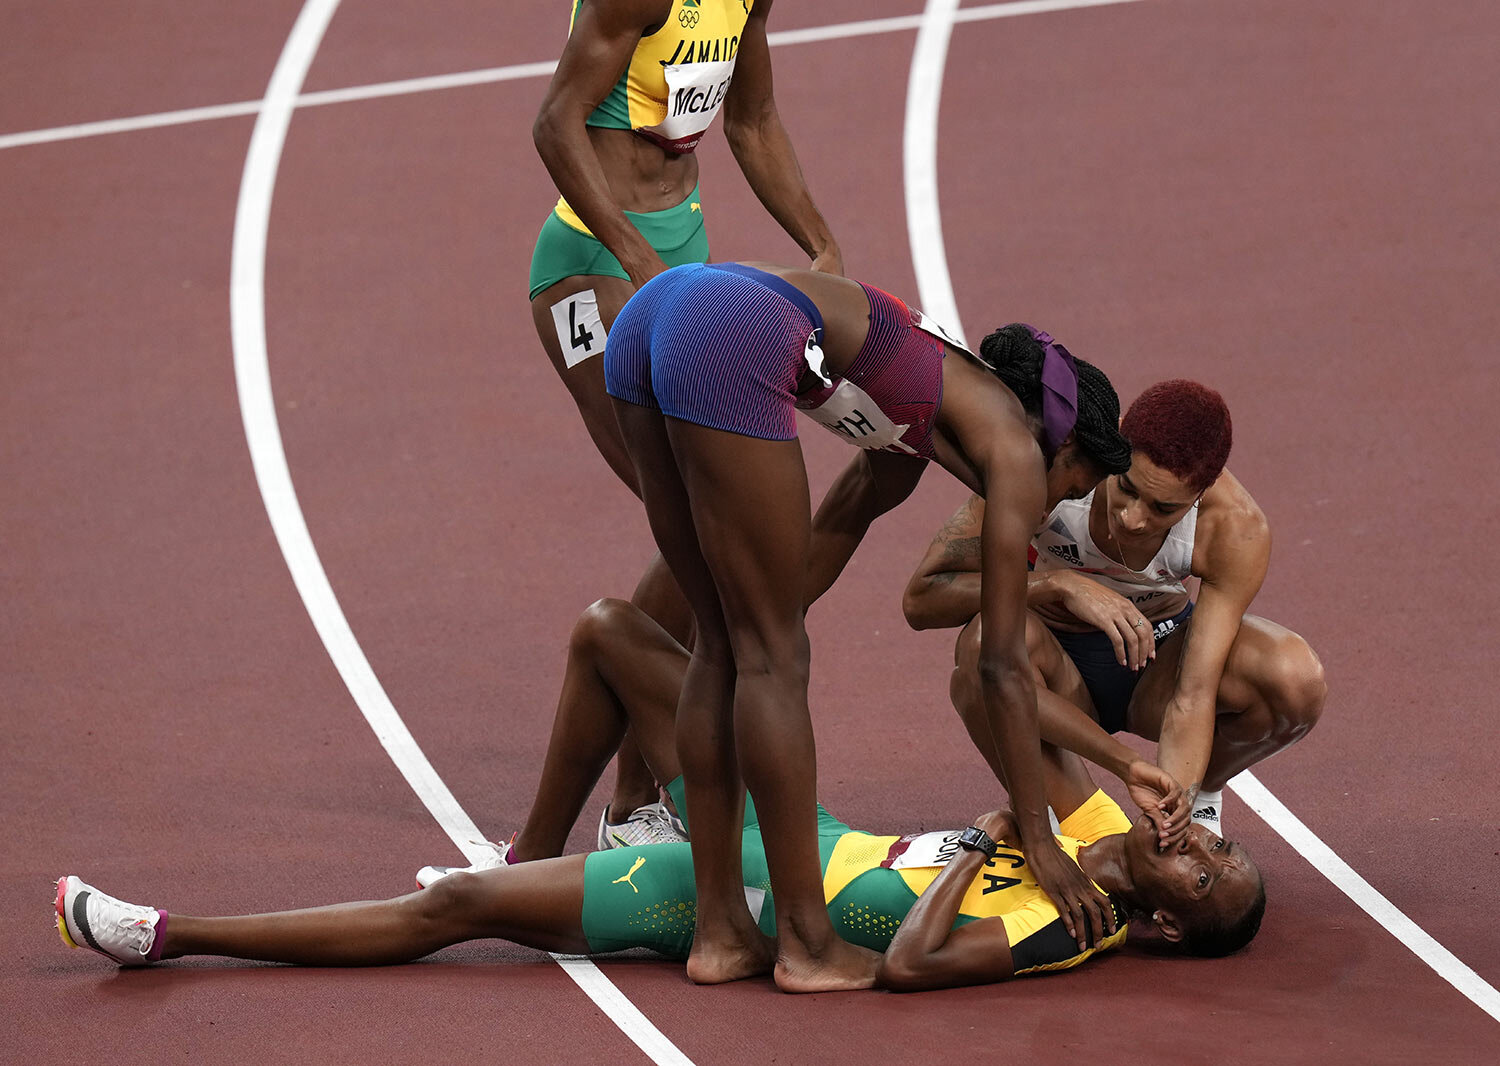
{"left": 1127, "top": 819, "right": 1261, "bottom": 936}
{"left": 1102, "top": 454, "right": 1200, "bottom": 544}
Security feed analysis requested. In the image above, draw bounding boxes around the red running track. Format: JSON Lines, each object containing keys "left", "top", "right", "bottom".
{"left": 4, "top": 1, "right": 1498, "bottom": 1062}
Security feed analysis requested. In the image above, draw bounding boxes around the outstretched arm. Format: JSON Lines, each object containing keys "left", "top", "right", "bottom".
{"left": 805, "top": 450, "right": 927, "bottom": 609}
{"left": 965, "top": 443, "right": 1116, "bottom": 950}
{"left": 722, "top": 0, "right": 842, "bottom": 273}
{"left": 1155, "top": 478, "right": 1270, "bottom": 805}
{"left": 533, "top": 0, "right": 673, "bottom": 286}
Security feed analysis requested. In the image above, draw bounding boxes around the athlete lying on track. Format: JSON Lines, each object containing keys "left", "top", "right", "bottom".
{"left": 56, "top": 601, "right": 1263, "bottom": 988}
{"left": 905, "top": 380, "right": 1327, "bottom": 835}
{"left": 603, "top": 260, "right": 1134, "bottom": 989}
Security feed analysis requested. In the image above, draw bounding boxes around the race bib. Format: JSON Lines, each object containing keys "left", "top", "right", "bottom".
{"left": 551, "top": 289, "right": 606, "bottom": 368}
{"left": 883, "top": 829, "right": 1028, "bottom": 873}
{"left": 801, "top": 380, "right": 918, "bottom": 455}
{"left": 883, "top": 830, "right": 966, "bottom": 870}
{"left": 640, "top": 59, "right": 736, "bottom": 152}
{"left": 911, "top": 308, "right": 973, "bottom": 355}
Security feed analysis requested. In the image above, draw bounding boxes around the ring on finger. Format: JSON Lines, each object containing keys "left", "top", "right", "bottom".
{"left": 1132, "top": 618, "right": 1147, "bottom": 629}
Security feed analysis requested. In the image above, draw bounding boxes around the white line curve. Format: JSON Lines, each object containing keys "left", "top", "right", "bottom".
{"left": 1, "top": 0, "right": 1149, "bottom": 151}
{"left": 899, "top": 1, "right": 1500, "bottom": 1026}
{"left": 227, "top": 3, "right": 694, "bottom": 1062}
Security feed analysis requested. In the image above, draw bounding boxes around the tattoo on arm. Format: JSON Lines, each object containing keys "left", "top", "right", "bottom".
{"left": 939, "top": 535, "right": 982, "bottom": 571}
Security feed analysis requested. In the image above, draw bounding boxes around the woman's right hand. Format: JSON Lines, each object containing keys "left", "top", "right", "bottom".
{"left": 620, "top": 249, "right": 671, "bottom": 290}
{"left": 1049, "top": 571, "right": 1156, "bottom": 670}
{"left": 1025, "top": 832, "right": 1116, "bottom": 951}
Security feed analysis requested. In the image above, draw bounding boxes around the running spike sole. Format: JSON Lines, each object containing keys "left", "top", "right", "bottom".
{"left": 55, "top": 878, "right": 79, "bottom": 949}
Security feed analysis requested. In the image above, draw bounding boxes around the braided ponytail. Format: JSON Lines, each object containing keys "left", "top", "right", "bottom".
{"left": 977, "top": 324, "right": 1132, "bottom": 475}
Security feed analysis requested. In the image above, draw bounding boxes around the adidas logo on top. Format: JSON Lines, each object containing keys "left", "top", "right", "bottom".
{"left": 1047, "top": 543, "right": 1082, "bottom": 565}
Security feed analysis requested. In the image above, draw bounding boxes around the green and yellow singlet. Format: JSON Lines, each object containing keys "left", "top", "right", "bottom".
{"left": 821, "top": 791, "right": 1134, "bottom": 973}
{"left": 554, "top": 0, "right": 752, "bottom": 233}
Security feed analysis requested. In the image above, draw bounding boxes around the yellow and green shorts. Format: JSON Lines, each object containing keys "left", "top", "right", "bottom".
{"left": 528, "top": 188, "right": 711, "bottom": 299}
{"left": 579, "top": 777, "right": 858, "bottom": 957}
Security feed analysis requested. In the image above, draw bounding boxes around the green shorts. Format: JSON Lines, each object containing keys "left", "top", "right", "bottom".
{"left": 579, "top": 777, "right": 855, "bottom": 957}
{"left": 527, "top": 188, "right": 711, "bottom": 299}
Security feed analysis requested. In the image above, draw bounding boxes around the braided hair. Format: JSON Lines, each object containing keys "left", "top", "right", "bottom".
{"left": 977, "top": 324, "right": 1132, "bottom": 474}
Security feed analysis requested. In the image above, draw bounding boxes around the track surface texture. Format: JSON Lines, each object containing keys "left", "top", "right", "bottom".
{"left": 5, "top": 1, "right": 1499, "bottom": 1063}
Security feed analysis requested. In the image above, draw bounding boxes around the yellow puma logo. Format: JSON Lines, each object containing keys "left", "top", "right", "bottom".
{"left": 612, "top": 856, "right": 646, "bottom": 893}
{"left": 690, "top": 203, "right": 701, "bottom": 213}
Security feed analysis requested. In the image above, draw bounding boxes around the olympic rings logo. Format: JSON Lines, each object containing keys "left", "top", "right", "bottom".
{"left": 679, "top": 9, "right": 699, "bottom": 27}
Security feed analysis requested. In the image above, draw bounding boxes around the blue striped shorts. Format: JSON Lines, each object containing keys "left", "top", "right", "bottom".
{"left": 603, "top": 263, "right": 822, "bottom": 441}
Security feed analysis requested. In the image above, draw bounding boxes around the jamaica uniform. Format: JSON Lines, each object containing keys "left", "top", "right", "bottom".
{"left": 529, "top": 0, "right": 754, "bottom": 297}
{"left": 581, "top": 781, "right": 1132, "bottom": 975}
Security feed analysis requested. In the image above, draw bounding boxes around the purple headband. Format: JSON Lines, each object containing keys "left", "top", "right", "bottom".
{"left": 1022, "top": 324, "right": 1079, "bottom": 461}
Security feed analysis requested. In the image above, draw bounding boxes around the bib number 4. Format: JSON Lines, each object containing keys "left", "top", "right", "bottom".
{"left": 552, "top": 289, "right": 607, "bottom": 368}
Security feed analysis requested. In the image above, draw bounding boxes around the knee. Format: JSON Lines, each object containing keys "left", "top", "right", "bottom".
{"left": 950, "top": 618, "right": 983, "bottom": 713}
{"left": 1264, "top": 639, "right": 1327, "bottom": 739}
{"left": 731, "top": 625, "right": 810, "bottom": 686}
{"left": 413, "top": 871, "right": 484, "bottom": 925}
{"left": 571, "top": 598, "right": 636, "bottom": 658}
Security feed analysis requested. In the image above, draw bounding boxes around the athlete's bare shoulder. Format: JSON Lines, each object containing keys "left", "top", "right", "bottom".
{"left": 1193, "top": 468, "right": 1270, "bottom": 578}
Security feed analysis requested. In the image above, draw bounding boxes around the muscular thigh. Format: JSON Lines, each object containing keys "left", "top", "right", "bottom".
{"left": 1125, "top": 613, "right": 1284, "bottom": 738}
{"left": 532, "top": 274, "right": 639, "bottom": 489}
{"left": 1025, "top": 614, "right": 1099, "bottom": 721}
{"left": 665, "top": 420, "right": 811, "bottom": 647}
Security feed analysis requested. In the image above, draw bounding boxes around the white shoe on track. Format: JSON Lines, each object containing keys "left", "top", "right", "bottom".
{"left": 55, "top": 875, "right": 163, "bottom": 966}
{"left": 415, "top": 836, "right": 515, "bottom": 889}
{"left": 596, "top": 798, "right": 688, "bottom": 850}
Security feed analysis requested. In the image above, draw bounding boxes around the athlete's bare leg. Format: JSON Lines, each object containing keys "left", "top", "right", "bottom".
{"left": 158, "top": 857, "right": 592, "bottom": 965}
{"left": 611, "top": 402, "right": 775, "bottom": 985}
{"left": 657, "top": 418, "right": 877, "bottom": 993}
{"left": 512, "top": 600, "right": 690, "bottom": 860}
{"left": 1126, "top": 615, "right": 1326, "bottom": 791}
{"left": 952, "top": 616, "right": 1113, "bottom": 813}
{"left": 533, "top": 275, "right": 688, "bottom": 818}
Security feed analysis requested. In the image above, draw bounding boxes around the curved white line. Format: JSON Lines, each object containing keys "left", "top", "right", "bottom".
{"left": 2, "top": 1, "right": 1152, "bottom": 151}
{"left": 228, "top": 4, "right": 694, "bottom": 1062}
{"left": 1230, "top": 771, "right": 1500, "bottom": 1021}
{"left": 900, "top": 0, "right": 1499, "bottom": 1027}
{"left": 904, "top": 0, "right": 967, "bottom": 346}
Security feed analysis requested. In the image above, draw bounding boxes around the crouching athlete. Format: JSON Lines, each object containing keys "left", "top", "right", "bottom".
{"left": 904, "top": 380, "right": 1327, "bottom": 836}
{"left": 56, "top": 602, "right": 1263, "bottom": 988}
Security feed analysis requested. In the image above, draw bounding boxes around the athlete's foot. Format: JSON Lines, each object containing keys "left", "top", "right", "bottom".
{"left": 684, "top": 924, "right": 776, "bottom": 985}
{"left": 773, "top": 935, "right": 880, "bottom": 994}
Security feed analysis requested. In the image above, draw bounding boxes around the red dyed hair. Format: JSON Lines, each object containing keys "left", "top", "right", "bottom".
{"left": 1120, "top": 380, "right": 1232, "bottom": 493}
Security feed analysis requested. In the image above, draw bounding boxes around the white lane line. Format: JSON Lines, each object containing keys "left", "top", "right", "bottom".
{"left": 900, "top": 1, "right": 1500, "bottom": 1027}
{"left": 228, "top": 4, "right": 694, "bottom": 1064}
{"left": 1230, "top": 772, "right": 1500, "bottom": 1022}
{"left": 905, "top": 0, "right": 967, "bottom": 347}
{"left": 1, "top": 0, "right": 1149, "bottom": 151}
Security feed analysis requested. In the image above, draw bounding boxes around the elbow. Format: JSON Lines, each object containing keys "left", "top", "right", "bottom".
{"left": 532, "top": 103, "right": 566, "bottom": 160}
{"left": 901, "top": 584, "right": 937, "bottom": 631}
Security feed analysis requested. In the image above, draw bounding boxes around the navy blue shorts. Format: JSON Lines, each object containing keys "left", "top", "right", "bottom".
{"left": 1051, "top": 602, "right": 1195, "bottom": 734}
{"left": 603, "top": 263, "right": 822, "bottom": 441}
